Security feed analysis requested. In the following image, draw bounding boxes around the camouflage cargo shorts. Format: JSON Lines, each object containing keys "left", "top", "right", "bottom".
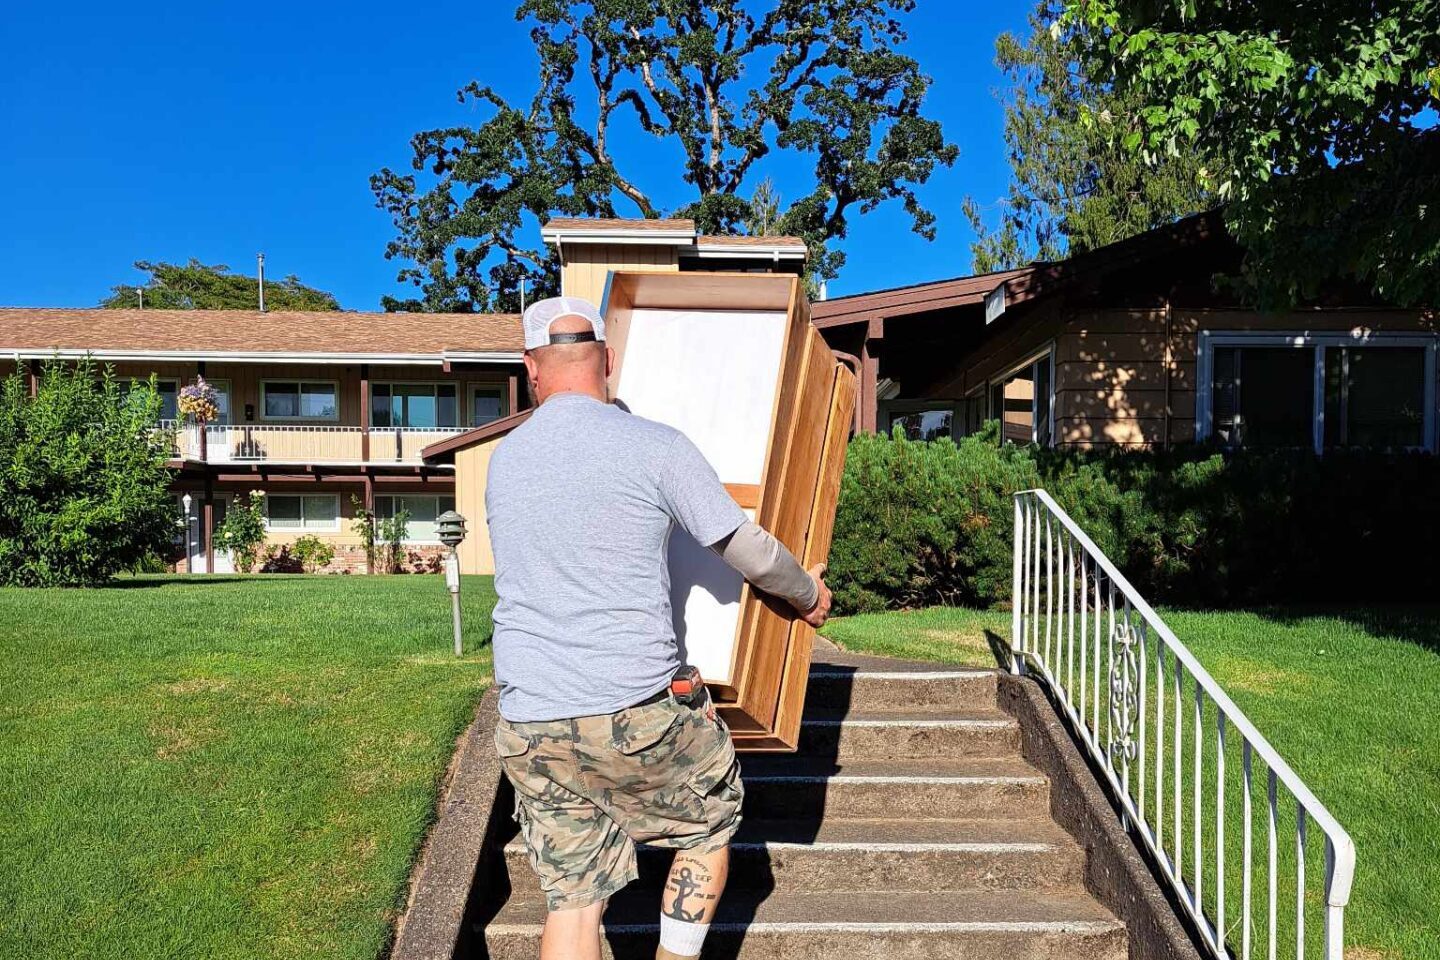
{"left": 493, "top": 691, "right": 744, "bottom": 911}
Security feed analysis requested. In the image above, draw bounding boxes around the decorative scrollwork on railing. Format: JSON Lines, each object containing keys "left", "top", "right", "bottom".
{"left": 1108, "top": 620, "right": 1140, "bottom": 764}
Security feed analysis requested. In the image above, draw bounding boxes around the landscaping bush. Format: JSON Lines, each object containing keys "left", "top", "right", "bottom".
{"left": 290, "top": 533, "right": 336, "bottom": 574}
{"left": 213, "top": 493, "right": 267, "bottom": 573}
{"left": 829, "top": 424, "right": 1440, "bottom": 612}
{"left": 0, "top": 361, "right": 177, "bottom": 586}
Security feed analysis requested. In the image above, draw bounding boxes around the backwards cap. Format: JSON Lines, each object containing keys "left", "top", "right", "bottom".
{"left": 522, "top": 296, "right": 606, "bottom": 350}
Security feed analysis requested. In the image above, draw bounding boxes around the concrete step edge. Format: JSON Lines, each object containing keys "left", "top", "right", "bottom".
{"left": 504, "top": 839, "right": 1065, "bottom": 854}
{"left": 808, "top": 669, "right": 996, "bottom": 680}
{"left": 487, "top": 919, "right": 1127, "bottom": 935}
{"left": 801, "top": 717, "right": 1015, "bottom": 728}
{"left": 744, "top": 774, "right": 1046, "bottom": 785}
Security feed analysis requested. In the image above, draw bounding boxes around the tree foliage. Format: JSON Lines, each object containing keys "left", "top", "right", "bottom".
{"left": 963, "top": 1, "right": 1211, "bottom": 273}
{"left": 372, "top": 0, "right": 957, "bottom": 312}
{"left": 0, "top": 361, "right": 177, "bottom": 586}
{"left": 101, "top": 260, "right": 341, "bottom": 311}
{"left": 1064, "top": 0, "right": 1440, "bottom": 307}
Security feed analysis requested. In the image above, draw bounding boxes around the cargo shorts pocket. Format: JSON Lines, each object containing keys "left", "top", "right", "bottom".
{"left": 493, "top": 723, "right": 533, "bottom": 760}
{"left": 611, "top": 700, "right": 681, "bottom": 756}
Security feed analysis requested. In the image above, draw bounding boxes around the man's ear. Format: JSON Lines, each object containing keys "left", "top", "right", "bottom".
{"left": 604, "top": 345, "right": 616, "bottom": 379}
{"left": 523, "top": 352, "right": 539, "bottom": 385}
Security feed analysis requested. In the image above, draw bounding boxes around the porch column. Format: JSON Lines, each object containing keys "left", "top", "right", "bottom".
{"left": 860, "top": 317, "right": 883, "bottom": 433}
{"left": 508, "top": 372, "right": 520, "bottom": 416}
{"left": 359, "top": 364, "right": 371, "bottom": 462}
{"left": 203, "top": 475, "right": 215, "bottom": 574}
{"left": 363, "top": 472, "right": 375, "bottom": 575}
{"left": 26, "top": 365, "right": 38, "bottom": 398}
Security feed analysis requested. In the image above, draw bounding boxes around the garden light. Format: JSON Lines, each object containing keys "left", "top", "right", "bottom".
{"left": 436, "top": 510, "right": 467, "bottom": 656}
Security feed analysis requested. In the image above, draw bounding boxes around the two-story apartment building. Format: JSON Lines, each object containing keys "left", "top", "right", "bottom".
{"left": 0, "top": 306, "right": 525, "bottom": 572}
{"left": 1, "top": 217, "right": 809, "bottom": 575}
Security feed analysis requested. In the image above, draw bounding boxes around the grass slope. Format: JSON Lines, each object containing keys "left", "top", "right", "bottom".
{"left": 0, "top": 575, "right": 497, "bottom": 960}
{"left": 822, "top": 605, "right": 1440, "bottom": 960}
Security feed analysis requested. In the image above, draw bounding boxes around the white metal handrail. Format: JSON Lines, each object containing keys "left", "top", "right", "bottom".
{"left": 1011, "top": 489, "right": 1355, "bottom": 960}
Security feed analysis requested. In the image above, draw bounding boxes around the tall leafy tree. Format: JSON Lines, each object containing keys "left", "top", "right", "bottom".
{"left": 963, "top": 1, "right": 1211, "bottom": 273}
{"left": 1065, "top": 0, "right": 1440, "bottom": 307}
{"left": 101, "top": 260, "right": 341, "bottom": 310}
{"left": 372, "top": 0, "right": 958, "bottom": 312}
{"left": 0, "top": 362, "right": 176, "bottom": 586}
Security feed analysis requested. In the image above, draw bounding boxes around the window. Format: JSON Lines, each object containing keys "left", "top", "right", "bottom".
{"left": 1324, "top": 347, "right": 1425, "bottom": 449}
{"left": 471, "top": 385, "right": 508, "bottom": 426}
{"left": 989, "top": 352, "right": 1053, "bottom": 446}
{"left": 265, "top": 494, "right": 340, "bottom": 530}
{"left": 375, "top": 494, "right": 457, "bottom": 542}
{"left": 886, "top": 404, "right": 955, "bottom": 441}
{"left": 122, "top": 378, "right": 179, "bottom": 420}
{"left": 262, "top": 381, "right": 338, "bottom": 421}
{"left": 1200, "top": 333, "right": 1436, "bottom": 452}
{"left": 372, "top": 383, "right": 458, "bottom": 428}
{"left": 1211, "top": 346, "right": 1315, "bottom": 448}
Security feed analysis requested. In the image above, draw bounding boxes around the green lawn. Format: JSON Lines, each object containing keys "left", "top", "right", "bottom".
{"left": 821, "top": 605, "right": 1440, "bottom": 960}
{"left": 0, "top": 574, "right": 497, "bottom": 960}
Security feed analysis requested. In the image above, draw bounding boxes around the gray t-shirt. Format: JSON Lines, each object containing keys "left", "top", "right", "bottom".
{"left": 485, "top": 392, "right": 747, "bottom": 722}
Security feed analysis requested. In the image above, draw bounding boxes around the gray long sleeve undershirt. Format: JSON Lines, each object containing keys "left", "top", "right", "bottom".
{"left": 710, "top": 520, "right": 818, "bottom": 612}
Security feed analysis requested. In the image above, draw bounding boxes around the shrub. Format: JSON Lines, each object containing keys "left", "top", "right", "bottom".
{"left": 290, "top": 534, "right": 336, "bottom": 574}
{"left": 828, "top": 425, "right": 1440, "bottom": 612}
{"left": 0, "top": 361, "right": 177, "bottom": 586}
{"left": 380, "top": 508, "right": 410, "bottom": 574}
{"left": 213, "top": 492, "right": 267, "bottom": 573}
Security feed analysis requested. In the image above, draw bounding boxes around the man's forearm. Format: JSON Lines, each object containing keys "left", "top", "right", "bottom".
{"left": 711, "top": 521, "right": 818, "bottom": 611}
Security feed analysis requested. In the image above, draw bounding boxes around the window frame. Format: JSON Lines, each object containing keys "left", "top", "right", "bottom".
{"left": 985, "top": 345, "right": 1056, "bottom": 447}
{"left": 259, "top": 379, "right": 341, "bottom": 423}
{"left": 1196, "top": 331, "right": 1438, "bottom": 454}
{"left": 882, "top": 400, "right": 960, "bottom": 441}
{"left": 263, "top": 493, "right": 341, "bottom": 532}
{"left": 469, "top": 382, "right": 510, "bottom": 427}
{"left": 121, "top": 376, "right": 181, "bottom": 421}
{"left": 373, "top": 493, "right": 458, "bottom": 544}
{"left": 371, "top": 381, "right": 461, "bottom": 429}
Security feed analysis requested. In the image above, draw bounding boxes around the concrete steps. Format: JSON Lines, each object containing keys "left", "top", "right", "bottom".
{"left": 476, "top": 645, "right": 1128, "bottom": 959}
{"left": 504, "top": 818, "right": 1086, "bottom": 893}
{"left": 484, "top": 889, "right": 1128, "bottom": 960}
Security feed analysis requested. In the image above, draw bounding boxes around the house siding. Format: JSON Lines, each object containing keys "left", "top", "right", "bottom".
{"left": 561, "top": 242, "right": 678, "bottom": 307}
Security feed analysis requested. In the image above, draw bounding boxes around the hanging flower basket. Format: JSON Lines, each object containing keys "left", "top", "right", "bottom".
{"left": 178, "top": 377, "right": 221, "bottom": 424}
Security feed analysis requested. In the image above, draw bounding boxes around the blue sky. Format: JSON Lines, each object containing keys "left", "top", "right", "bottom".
{"left": 0, "top": 1, "right": 1031, "bottom": 310}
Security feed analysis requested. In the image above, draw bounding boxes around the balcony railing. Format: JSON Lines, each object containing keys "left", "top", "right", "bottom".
{"left": 1012, "top": 489, "right": 1355, "bottom": 960}
{"left": 165, "top": 423, "right": 467, "bottom": 465}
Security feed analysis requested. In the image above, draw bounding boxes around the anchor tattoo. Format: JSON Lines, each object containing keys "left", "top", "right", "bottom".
{"left": 665, "top": 866, "right": 715, "bottom": 923}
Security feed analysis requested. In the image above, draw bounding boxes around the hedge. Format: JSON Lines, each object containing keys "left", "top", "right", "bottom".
{"left": 828, "top": 423, "right": 1440, "bottom": 613}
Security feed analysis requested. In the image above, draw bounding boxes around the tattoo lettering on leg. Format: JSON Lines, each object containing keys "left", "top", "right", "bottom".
{"left": 663, "top": 856, "right": 717, "bottom": 923}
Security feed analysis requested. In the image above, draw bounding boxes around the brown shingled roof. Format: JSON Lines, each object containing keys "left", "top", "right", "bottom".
{"left": 695, "top": 235, "right": 807, "bottom": 249}
{"left": 544, "top": 217, "right": 696, "bottom": 232}
{"left": 0, "top": 308, "right": 524, "bottom": 357}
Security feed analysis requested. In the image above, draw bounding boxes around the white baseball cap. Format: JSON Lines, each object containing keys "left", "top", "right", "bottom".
{"left": 522, "top": 296, "right": 606, "bottom": 350}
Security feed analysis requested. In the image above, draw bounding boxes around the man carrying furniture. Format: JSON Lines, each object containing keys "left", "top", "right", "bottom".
{"left": 487, "top": 297, "right": 831, "bottom": 960}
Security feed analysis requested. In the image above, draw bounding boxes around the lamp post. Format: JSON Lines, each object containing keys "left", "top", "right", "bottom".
{"left": 436, "top": 511, "right": 467, "bottom": 657}
{"left": 181, "top": 493, "right": 194, "bottom": 572}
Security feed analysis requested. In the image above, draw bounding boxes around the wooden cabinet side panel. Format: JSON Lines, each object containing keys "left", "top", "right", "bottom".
{"left": 757, "top": 361, "right": 858, "bottom": 751}
{"left": 737, "top": 326, "right": 843, "bottom": 731}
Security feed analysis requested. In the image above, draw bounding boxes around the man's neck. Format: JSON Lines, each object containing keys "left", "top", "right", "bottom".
{"left": 540, "top": 385, "right": 607, "bottom": 405}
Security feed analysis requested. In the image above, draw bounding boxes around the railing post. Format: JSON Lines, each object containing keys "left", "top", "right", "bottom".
{"left": 1011, "top": 494, "right": 1023, "bottom": 674}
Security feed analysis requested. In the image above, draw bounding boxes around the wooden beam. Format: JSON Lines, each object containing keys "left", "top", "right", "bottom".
{"left": 508, "top": 373, "right": 520, "bottom": 415}
{"left": 363, "top": 472, "right": 375, "bottom": 575}
{"left": 202, "top": 475, "right": 215, "bottom": 574}
{"left": 859, "top": 335, "right": 880, "bottom": 433}
{"left": 26, "top": 366, "right": 38, "bottom": 398}
{"left": 724, "top": 483, "right": 761, "bottom": 509}
{"left": 359, "top": 363, "right": 371, "bottom": 462}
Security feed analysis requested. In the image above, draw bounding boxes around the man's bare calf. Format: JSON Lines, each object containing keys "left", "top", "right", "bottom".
{"left": 658, "top": 845, "right": 730, "bottom": 959}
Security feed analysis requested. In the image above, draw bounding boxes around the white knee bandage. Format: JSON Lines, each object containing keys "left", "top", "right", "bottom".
{"left": 659, "top": 913, "right": 711, "bottom": 957}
